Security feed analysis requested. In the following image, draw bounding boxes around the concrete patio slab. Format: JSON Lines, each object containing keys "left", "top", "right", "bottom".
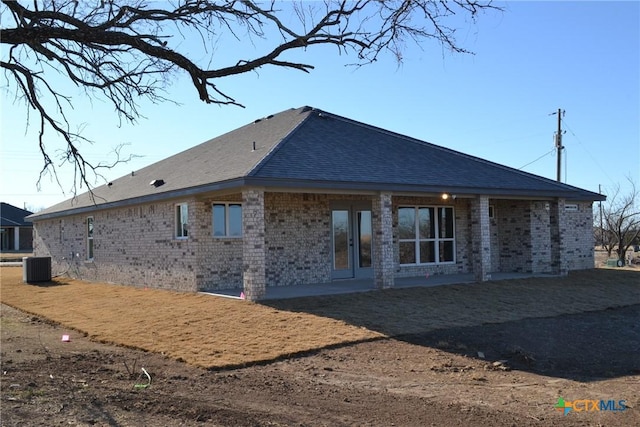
{"left": 200, "top": 272, "right": 560, "bottom": 300}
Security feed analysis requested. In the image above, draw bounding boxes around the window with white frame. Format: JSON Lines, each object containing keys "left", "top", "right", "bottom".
{"left": 212, "top": 203, "right": 242, "bottom": 237}
{"left": 175, "top": 204, "right": 189, "bottom": 238}
{"left": 86, "top": 217, "right": 94, "bottom": 260}
{"left": 398, "top": 206, "right": 455, "bottom": 265}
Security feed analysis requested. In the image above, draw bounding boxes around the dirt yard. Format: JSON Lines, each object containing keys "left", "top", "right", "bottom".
{"left": 1, "top": 267, "right": 639, "bottom": 426}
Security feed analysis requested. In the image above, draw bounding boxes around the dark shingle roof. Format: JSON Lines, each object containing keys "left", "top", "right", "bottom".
{"left": 1, "top": 203, "right": 34, "bottom": 226}
{"left": 30, "top": 106, "right": 604, "bottom": 220}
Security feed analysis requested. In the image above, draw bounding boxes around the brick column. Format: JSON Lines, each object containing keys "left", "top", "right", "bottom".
{"left": 372, "top": 192, "right": 394, "bottom": 289}
{"left": 242, "top": 188, "right": 266, "bottom": 300}
{"left": 549, "top": 198, "right": 568, "bottom": 276}
{"left": 471, "top": 196, "right": 491, "bottom": 282}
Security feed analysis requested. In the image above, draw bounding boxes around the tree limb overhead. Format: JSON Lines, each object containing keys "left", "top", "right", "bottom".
{"left": 1, "top": 0, "right": 500, "bottom": 195}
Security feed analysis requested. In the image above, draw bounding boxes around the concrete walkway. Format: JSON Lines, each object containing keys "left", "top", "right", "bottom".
{"left": 201, "top": 272, "right": 559, "bottom": 300}
{"left": 0, "top": 262, "right": 23, "bottom": 267}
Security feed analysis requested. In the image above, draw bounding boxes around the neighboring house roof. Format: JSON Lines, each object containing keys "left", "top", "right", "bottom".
{"left": 1, "top": 202, "right": 34, "bottom": 226}
{"left": 30, "top": 106, "right": 605, "bottom": 220}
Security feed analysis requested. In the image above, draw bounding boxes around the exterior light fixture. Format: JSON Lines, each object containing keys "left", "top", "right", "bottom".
{"left": 441, "top": 193, "right": 450, "bottom": 200}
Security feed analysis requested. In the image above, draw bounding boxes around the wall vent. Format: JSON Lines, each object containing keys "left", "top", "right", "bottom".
{"left": 23, "top": 257, "right": 52, "bottom": 283}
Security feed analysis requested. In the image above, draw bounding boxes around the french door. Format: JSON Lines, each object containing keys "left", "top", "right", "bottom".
{"left": 331, "top": 202, "right": 373, "bottom": 280}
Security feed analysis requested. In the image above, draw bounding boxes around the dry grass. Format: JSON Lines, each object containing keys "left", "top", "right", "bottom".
{"left": 0, "top": 267, "right": 381, "bottom": 369}
{"left": 267, "top": 269, "right": 640, "bottom": 336}
{"left": 1, "top": 267, "right": 639, "bottom": 369}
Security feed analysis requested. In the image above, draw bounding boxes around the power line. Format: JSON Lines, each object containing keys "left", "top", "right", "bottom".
{"left": 561, "top": 119, "right": 615, "bottom": 186}
{"left": 518, "top": 147, "right": 556, "bottom": 170}
{"left": 564, "top": 147, "right": 568, "bottom": 183}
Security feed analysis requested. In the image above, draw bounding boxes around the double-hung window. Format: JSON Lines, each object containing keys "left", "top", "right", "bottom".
{"left": 86, "top": 217, "right": 94, "bottom": 260}
{"left": 175, "top": 204, "right": 189, "bottom": 238}
{"left": 212, "top": 203, "right": 242, "bottom": 237}
{"left": 398, "top": 206, "right": 455, "bottom": 265}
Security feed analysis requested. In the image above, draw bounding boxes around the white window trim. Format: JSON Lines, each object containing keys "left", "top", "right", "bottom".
{"left": 212, "top": 202, "right": 243, "bottom": 238}
{"left": 175, "top": 203, "right": 189, "bottom": 239}
{"left": 489, "top": 205, "right": 495, "bottom": 219}
{"left": 398, "top": 206, "right": 456, "bottom": 266}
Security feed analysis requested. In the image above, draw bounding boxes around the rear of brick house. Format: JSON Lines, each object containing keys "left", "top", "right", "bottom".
{"left": 29, "top": 107, "right": 603, "bottom": 300}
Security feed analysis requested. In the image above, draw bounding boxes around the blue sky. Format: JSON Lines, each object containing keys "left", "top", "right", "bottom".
{"left": 1, "top": 1, "right": 638, "bottom": 211}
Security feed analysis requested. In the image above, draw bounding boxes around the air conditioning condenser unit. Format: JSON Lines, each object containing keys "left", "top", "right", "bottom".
{"left": 23, "top": 257, "right": 52, "bottom": 283}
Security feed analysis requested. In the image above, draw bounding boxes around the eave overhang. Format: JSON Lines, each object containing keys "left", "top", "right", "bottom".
{"left": 28, "top": 177, "right": 605, "bottom": 222}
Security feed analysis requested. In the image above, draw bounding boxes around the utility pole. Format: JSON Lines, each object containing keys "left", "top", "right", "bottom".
{"left": 599, "top": 184, "right": 604, "bottom": 247}
{"left": 555, "top": 108, "right": 564, "bottom": 182}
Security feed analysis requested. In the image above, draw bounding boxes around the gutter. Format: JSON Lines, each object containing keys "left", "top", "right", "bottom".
{"left": 28, "top": 177, "right": 605, "bottom": 222}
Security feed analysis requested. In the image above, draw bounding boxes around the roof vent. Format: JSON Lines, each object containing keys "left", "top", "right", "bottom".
{"left": 150, "top": 179, "right": 165, "bottom": 187}
{"left": 252, "top": 141, "right": 256, "bottom": 152}
{"left": 266, "top": 114, "right": 274, "bottom": 119}
{"left": 254, "top": 118, "right": 262, "bottom": 123}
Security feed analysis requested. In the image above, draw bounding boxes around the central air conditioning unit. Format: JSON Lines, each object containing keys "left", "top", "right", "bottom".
{"left": 23, "top": 257, "right": 52, "bottom": 283}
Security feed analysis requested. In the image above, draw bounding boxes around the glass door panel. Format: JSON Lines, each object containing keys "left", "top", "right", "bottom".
{"left": 331, "top": 205, "right": 373, "bottom": 280}
{"left": 332, "top": 210, "right": 351, "bottom": 276}
{"left": 357, "top": 210, "right": 372, "bottom": 269}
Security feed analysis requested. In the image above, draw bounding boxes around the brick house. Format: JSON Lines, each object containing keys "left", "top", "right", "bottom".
{"left": 29, "top": 106, "right": 604, "bottom": 300}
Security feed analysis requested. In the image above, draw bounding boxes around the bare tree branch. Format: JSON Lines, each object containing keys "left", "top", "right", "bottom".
{"left": 1, "top": 0, "right": 500, "bottom": 195}
{"left": 595, "top": 178, "right": 640, "bottom": 263}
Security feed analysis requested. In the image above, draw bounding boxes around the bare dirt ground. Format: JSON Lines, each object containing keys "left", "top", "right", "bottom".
{"left": 1, "top": 267, "right": 639, "bottom": 426}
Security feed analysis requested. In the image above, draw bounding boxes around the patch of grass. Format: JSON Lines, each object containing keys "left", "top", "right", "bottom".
{"left": 1, "top": 267, "right": 638, "bottom": 369}
{"left": 0, "top": 267, "right": 382, "bottom": 369}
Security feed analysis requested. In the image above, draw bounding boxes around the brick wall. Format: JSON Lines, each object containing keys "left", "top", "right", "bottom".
{"left": 470, "top": 196, "right": 491, "bottom": 281}
{"left": 372, "top": 192, "right": 394, "bottom": 289}
{"left": 264, "top": 193, "right": 332, "bottom": 286}
{"left": 33, "top": 201, "right": 199, "bottom": 291}
{"left": 489, "top": 201, "right": 500, "bottom": 271}
{"left": 33, "top": 192, "right": 595, "bottom": 293}
{"left": 529, "top": 201, "right": 552, "bottom": 273}
{"left": 563, "top": 201, "right": 595, "bottom": 270}
{"left": 494, "top": 200, "right": 532, "bottom": 273}
{"left": 492, "top": 200, "right": 554, "bottom": 274}
{"left": 196, "top": 196, "right": 243, "bottom": 290}
{"left": 242, "top": 189, "right": 267, "bottom": 300}
{"left": 489, "top": 199, "right": 594, "bottom": 274}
